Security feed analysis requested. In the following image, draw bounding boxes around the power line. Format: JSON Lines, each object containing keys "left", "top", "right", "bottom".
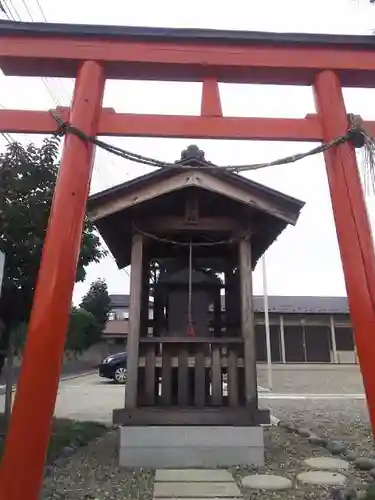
{"left": 1, "top": 0, "right": 17, "bottom": 20}
{"left": 1, "top": 0, "right": 63, "bottom": 144}
{"left": 30, "top": 0, "right": 120, "bottom": 190}
{"left": 22, "top": 0, "right": 72, "bottom": 103}
{"left": 14, "top": 0, "right": 66, "bottom": 106}
{"left": 4, "top": 0, "right": 66, "bottom": 106}
{"left": 33, "top": 0, "right": 47, "bottom": 21}
{"left": 0, "top": 133, "right": 12, "bottom": 144}
{"left": 2, "top": 1, "right": 127, "bottom": 190}
{"left": 0, "top": 102, "right": 15, "bottom": 144}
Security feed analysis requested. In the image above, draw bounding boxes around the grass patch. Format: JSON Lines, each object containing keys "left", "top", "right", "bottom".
{"left": 47, "top": 419, "right": 108, "bottom": 462}
{"left": 0, "top": 413, "right": 108, "bottom": 462}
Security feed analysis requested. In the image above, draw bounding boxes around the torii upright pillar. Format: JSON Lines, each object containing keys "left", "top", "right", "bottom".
{"left": 0, "top": 60, "right": 105, "bottom": 500}
{"left": 314, "top": 70, "right": 375, "bottom": 427}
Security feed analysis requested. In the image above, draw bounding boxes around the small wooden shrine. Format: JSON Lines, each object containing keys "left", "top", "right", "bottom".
{"left": 88, "top": 145, "right": 304, "bottom": 467}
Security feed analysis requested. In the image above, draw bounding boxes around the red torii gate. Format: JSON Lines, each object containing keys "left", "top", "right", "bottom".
{"left": 1, "top": 20, "right": 375, "bottom": 500}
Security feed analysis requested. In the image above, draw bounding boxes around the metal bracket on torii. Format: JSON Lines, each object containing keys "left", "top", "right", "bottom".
{"left": 1, "top": 21, "right": 375, "bottom": 500}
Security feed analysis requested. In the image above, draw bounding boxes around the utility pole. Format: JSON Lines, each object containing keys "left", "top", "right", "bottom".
{"left": 262, "top": 254, "right": 273, "bottom": 391}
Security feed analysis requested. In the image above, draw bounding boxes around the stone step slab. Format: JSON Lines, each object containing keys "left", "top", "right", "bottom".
{"left": 297, "top": 471, "right": 346, "bottom": 486}
{"left": 153, "top": 481, "right": 241, "bottom": 498}
{"left": 304, "top": 457, "right": 349, "bottom": 471}
{"left": 241, "top": 474, "right": 292, "bottom": 490}
{"left": 155, "top": 470, "right": 234, "bottom": 482}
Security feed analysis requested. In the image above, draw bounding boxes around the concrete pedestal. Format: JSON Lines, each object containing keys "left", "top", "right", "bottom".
{"left": 119, "top": 426, "right": 264, "bottom": 468}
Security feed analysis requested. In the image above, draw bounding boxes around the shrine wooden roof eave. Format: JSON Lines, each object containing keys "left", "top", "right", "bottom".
{"left": 87, "top": 166, "right": 305, "bottom": 227}
{"left": 2, "top": 21, "right": 375, "bottom": 86}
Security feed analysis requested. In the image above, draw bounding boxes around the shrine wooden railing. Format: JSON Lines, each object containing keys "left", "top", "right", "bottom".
{"left": 137, "top": 337, "right": 246, "bottom": 408}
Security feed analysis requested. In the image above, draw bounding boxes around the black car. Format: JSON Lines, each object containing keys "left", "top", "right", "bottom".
{"left": 99, "top": 352, "right": 127, "bottom": 383}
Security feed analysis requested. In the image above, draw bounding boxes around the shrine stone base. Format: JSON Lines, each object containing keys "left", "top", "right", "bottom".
{"left": 118, "top": 426, "right": 264, "bottom": 468}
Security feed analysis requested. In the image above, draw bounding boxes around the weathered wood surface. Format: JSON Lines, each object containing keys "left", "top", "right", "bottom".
{"left": 139, "top": 337, "right": 243, "bottom": 344}
{"left": 194, "top": 346, "right": 206, "bottom": 407}
{"left": 136, "top": 215, "right": 240, "bottom": 232}
{"left": 239, "top": 237, "right": 258, "bottom": 408}
{"left": 178, "top": 347, "right": 189, "bottom": 406}
{"left": 211, "top": 346, "right": 223, "bottom": 405}
{"left": 125, "top": 232, "right": 143, "bottom": 409}
{"left": 144, "top": 344, "right": 156, "bottom": 405}
{"left": 227, "top": 347, "right": 239, "bottom": 407}
{"left": 138, "top": 355, "right": 244, "bottom": 368}
{"left": 113, "top": 407, "right": 270, "bottom": 426}
{"left": 91, "top": 169, "right": 298, "bottom": 224}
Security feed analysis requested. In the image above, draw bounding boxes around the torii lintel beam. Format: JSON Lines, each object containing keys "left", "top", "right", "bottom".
{"left": 1, "top": 108, "right": 375, "bottom": 142}
{"left": 2, "top": 21, "right": 375, "bottom": 86}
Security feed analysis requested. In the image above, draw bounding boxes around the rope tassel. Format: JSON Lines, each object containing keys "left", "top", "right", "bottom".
{"left": 359, "top": 131, "right": 375, "bottom": 197}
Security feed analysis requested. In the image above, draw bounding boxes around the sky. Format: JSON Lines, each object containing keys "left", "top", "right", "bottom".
{"left": 1, "top": 0, "right": 375, "bottom": 303}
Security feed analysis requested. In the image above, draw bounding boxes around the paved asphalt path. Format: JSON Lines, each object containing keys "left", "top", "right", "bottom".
{"left": 0, "top": 371, "right": 121, "bottom": 422}
{"left": 0, "top": 365, "right": 366, "bottom": 425}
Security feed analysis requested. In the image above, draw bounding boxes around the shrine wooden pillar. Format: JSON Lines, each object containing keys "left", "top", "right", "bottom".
{"left": 213, "top": 289, "right": 222, "bottom": 336}
{"left": 238, "top": 236, "right": 257, "bottom": 407}
{"left": 0, "top": 61, "right": 105, "bottom": 500}
{"left": 314, "top": 70, "right": 375, "bottom": 434}
{"left": 140, "top": 248, "right": 150, "bottom": 338}
{"left": 125, "top": 232, "right": 144, "bottom": 409}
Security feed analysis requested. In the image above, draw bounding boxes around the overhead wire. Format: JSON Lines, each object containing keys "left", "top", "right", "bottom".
{"left": 12, "top": 0, "right": 67, "bottom": 105}
{"left": 0, "top": 102, "right": 14, "bottom": 144}
{"left": 27, "top": 0, "right": 123, "bottom": 190}
{"left": 0, "top": 1, "right": 138, "bottom": 285}
{"left": 2, "top": 0, "right": 142, "bottom": 190}
{"left": 1, "top": 0, "right": 111, "bottom": 188}
{"left": 33, "top": 0, "right": 47, "bottom": 21}
{"left": 1, "top": 2, "right": 62, "bottom": 106}
{"left": 24, "top": 2, "right": 130, "bottom": 277}
{"left": 1, "top": 0, "right": 64, "bottom": 145}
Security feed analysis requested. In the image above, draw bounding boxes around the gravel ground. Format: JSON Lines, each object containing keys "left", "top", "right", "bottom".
{"left": 41, "top": 366, "right": 373, "bottom": 499}
{"left": 233, "top": 426, "right": 369, "bottom": 500}
{"left": 41, "top": 430, "right": 154, "bottom": 500}
{"left": 41, "top": 402, "right": 373, "bottom": 500}
{"left": 263, "top": 399, "right": 373, "bottom": 456}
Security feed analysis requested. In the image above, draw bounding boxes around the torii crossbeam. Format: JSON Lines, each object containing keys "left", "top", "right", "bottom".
{"left": 1, "top": 20, "right": 375, "bottom": 500}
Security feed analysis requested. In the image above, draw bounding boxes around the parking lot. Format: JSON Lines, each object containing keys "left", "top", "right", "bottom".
{"left": 0, "top": 364, "right": 366, "bottom": 424}
{"left": 53, "top": 374, "right": 125, "bottom": 423}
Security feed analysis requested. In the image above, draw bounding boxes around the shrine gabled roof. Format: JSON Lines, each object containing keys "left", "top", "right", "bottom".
{"left": 87, "top": 146, "right": 305, "bottom": 270}
{"left": 88, "top": 145, "right": 304, "bottom": 225}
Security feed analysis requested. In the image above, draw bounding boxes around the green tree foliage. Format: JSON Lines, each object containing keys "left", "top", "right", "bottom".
{"left": 12, "top": 308, "right": 101, "bottom": 359}
{"left": 0, "top": 139, "right": 107, "bottom": 371}
{"left": 65, "top": 307, "right": 100, "bottom": 357}
{"left": 79, "top": 278, "right": 111, "bottom": 340}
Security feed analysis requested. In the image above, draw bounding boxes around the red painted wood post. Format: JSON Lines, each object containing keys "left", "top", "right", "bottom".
{"left": 201, "top": 78, "right": 222, "bottom": 117}
{"left": 0, "top": 60, "right": 105, "bottom": 500}
{"left": 314, "top": 70, "right": 375, "bottom": 436}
